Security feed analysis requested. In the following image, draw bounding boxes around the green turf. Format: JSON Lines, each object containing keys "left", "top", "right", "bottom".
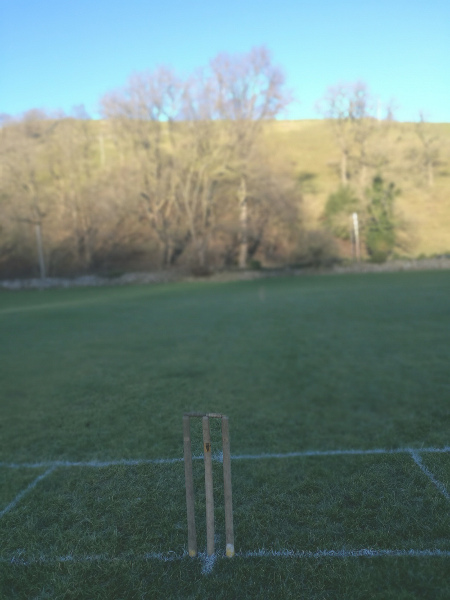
{"left": 1, "top": 468, "right": 47, "bottom": 511}
{"left": 1, "top": 271, "right": 449, "bottom": 598}
{"left": 420, "top": 453, "right": 450, "bottom": 491}
{"left": 3, "top": 455, "right": 448, "bottom": 557}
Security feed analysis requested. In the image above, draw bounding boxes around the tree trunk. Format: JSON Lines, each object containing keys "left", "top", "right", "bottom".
{"left": 340, "top": 151, "right": 348, "bottom": 185}
{"left": 196, "top": 240, "right": 206, "bottom": 268}
{"left": 35, "top": 222, "right": 46, "bottom": 279}
{"left": 238, "top": 177, "right": 248, "bottom": 268}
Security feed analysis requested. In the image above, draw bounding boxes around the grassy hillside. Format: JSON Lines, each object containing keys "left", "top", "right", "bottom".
{"left": 265, "top": 120, "right": 450, "bottom": 257}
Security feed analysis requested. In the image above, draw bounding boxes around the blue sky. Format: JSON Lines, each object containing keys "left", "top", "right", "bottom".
{"left": 1, "top": 0, "right": 449, "bottom": 122}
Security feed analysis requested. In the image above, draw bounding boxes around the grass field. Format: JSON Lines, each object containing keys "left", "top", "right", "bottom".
{"left": 1, "top": 271, "right": 449, "bottom": 598}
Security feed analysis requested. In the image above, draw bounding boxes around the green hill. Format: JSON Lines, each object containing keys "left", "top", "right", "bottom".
{"left": 265, "top": 120, "right": 450, "bottom": 257}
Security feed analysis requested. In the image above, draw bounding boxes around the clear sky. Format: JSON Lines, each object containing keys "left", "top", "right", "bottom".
{"left": 1, "top": 0, "right": 449, "bottom": 122}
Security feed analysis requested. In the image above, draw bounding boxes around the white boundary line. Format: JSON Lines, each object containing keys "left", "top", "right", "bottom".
{"left": 410, "top": 451, "right": 450, "bottom": 501}
{"left": 1, "top": 445, "right": 449, "bottom": 470}
{"left": 0, "top": 467, "right": 55, "bottom": 519}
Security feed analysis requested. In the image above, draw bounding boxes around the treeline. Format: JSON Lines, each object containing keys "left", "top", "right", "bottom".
{"left": 0, "top": 48, "right": 446, "bottom": 278}
{"left": 0, "top": 48, "right": 304, "bottom": 278}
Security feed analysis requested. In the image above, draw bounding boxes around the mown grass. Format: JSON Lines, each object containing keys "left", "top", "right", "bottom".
{"left": 1, "top": 271, "right": 449, "bottom": 598}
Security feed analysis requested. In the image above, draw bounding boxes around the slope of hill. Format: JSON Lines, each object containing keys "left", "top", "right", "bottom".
{"left": 265, "top": 120, "right": 450, "bottom": 257}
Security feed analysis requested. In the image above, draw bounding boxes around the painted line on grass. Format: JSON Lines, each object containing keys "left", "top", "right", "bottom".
{"left": 3, "top": 551, "right": 189, "bottom": 566}
{"left": 201, "top": 553, "right": 217, "bottom": 575}
{"left": 1, "top": 446, "right": 449, "bottom": 470}
{"left": 0, "top": 467, "right": 56, "bottom": 519}
{"left": 240, "top": 548, "right": 450, "bottom": 559}
{"left": 3, "top": 548, "right": 450, "bottom": 570}
{"left": 231, "top": 446, "right": 450, "bottom": 460}
{"left": 0, "top": 457, "right": 185, "bottom": 470}
{"left": 410, "top": 451, "right": 450, "bottom": 501}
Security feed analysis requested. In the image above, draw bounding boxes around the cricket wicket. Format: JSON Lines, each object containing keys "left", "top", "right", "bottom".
{"left": 183, "top": 412, "right": 235, "bottom": 558}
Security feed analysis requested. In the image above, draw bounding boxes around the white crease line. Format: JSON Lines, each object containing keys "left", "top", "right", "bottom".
{"left": 232, "top": 446, "right": 450, "bottom": 460}
{"left": 1, "top": 446, "right": 449, "bottom": 470}
{"left": 201, "top": 553, "right": 217, "bottom": 575}
{"left": 2, "top": 548, "right": 450, "bottom": 568}
{"left": 0, "top": 458, "right": 184, "bottom": 469}
{"left": 410, "top": 451, "right": 450, "bottom": 501}
{"left": 3, "top": 551, "right": 187, "bottom": 566}
{"left": 0, "top": 467, "right": 56, "bottom": 519}
{"left": 240, "top": 548, "right": 450, "bottom": 559}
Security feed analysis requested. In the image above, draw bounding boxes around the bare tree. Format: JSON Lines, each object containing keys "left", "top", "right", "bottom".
{"left": 44, "top": 116, "right": 110, "bottom": 271}
{"left": 101, "top": 48, "right": 293, "bottom": 269}
{"left": 101, "top": 67, "right": 195, "bottom": 266}
{"left": 0, "top": 112, "right": 58, "bottom": 278}
{"left": 318, "top": 81, "right": 376, "bottom": 187}
{"left": 210, "top": 46, "right": 292, "bottom": 267}
{"left": 415, "top": 112, "right": 440, "bottom": 188}
{"left": 0, "top": 48, "right": 299, "bottom": 276}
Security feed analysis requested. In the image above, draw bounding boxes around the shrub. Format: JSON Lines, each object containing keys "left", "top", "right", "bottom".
{"left": 323, "top": 186, "right": 360, "bottom": 240}
{"left": 365, "top": 176, "right": 400, "bottom": 263}
{"left": 249, "top": 259, "right": 262, "bottom": 270}
{"left": 292, "top": 229, "right": 339, "bottom": 268}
